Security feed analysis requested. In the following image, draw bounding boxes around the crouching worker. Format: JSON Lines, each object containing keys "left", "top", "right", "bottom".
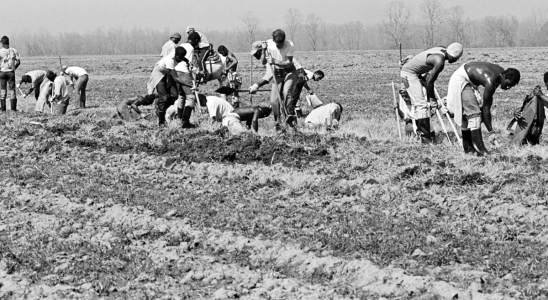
{"left": 446, "top": 62, "right": 520, "bottom": 156}
{"left": 16, "top": 70, "right": 46, "bottom": 100}
{"left": 232, "top": 105, "right": 272, "bottom": 132}
{"left": 293, "top": 69, "right": 324, "bottom": 118}
{"left": 35, "top": 78, "right": 53, "bottom": 113}
{"left": 509, "top": 72, "right": 548, "bottom": 144}
{"left": 46, "top": 70, "right": 70, "bottom": 115}
{"left": 303, "top": 95, "right": 343, "bottom": 129}
{"left": 198, "top": 93, "right": 242, "bottom": 134}
{"left": 116, "top": 94, "right": 157, "bottom": 120}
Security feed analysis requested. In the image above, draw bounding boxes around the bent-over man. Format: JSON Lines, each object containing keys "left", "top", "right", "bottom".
{"left": 116, "top": 94, "right": 157, "bottom": 120}
{"left": 401, "top": 43, "right": 463, "bottom": 143}
{"left": 293, "top": 69, "right": 324, "bottom": 117}
{"left": 17, "top": 70, "right": 46, "bottom": 100}
{"left": 62, "top": 65, "right": 89, "bottom": 108}
{"left": 161, "top": 33, "right": 181, "bottom": 58}
{"left": 46, "top": 70, "right": 70, "bottom": 115}
{"left": 35, "top": 78, "right": 53, "bottom": 113}
{"left": 446, "top": 62, "right": 520, "bottom": 155}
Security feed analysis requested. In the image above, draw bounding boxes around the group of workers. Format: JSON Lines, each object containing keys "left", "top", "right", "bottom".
{"left": 394, "top": 41, "right": 548, "bottom": 156}
{"left": 122, "top": 27, "right": 339, "bottom": 134}
{"left": 0, "top": 35, "right": 89, "bottom": 115}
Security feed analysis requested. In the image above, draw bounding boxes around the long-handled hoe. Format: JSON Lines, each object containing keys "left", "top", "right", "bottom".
{"left": 434, "top": 88, "right": 461, "bottom": 144}
{"left": 391, "top": 82, "right": 402, "bottom": 140}
{"left": 264, "top": 47, "right": 288, "bottom": 124}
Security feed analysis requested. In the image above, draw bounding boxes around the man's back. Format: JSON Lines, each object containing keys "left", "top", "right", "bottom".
{"left": 401, "top": 47, "right": 445, "bottom": 75}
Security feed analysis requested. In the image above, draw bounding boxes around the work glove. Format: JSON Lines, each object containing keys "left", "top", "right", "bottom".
{"left": 16, "top": 84, "right": 20, "bottom": 88}
{"left": 249, "top": 83, "right": 259, "bottom": 94}
{"left": 261, "top": 41, "right": 268, "bottom": 49}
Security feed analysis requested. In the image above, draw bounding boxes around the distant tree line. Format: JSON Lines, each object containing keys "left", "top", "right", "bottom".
{"left": 10, "top": 1, "right": 548, "bottom": 57}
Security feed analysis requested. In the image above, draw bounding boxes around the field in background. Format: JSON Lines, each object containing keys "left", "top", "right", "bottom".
{"left": 2, "top": 49, "right": 548, "bottom": 299}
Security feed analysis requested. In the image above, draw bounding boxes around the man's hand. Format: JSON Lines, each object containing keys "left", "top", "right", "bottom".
{"left": 261, "top": 41, "right": 267, "bottom": 49}
{"left": 139, "top": 113, "right": 149, "bottom": 119}
{"left": 16, "top": 83, "right": 20, "bottom": 89}
{"left": 249, "top": 83, "right": 259, "bottom": 94}
{"left": 191, "top": 85, "right": 199, "bottom": 92}
{"left": 514, "top": 108, "right": 523, "bottom": 120}
{"left": 266, "top": 57, "right": 275, "bottom": 65}
{"left": 308, "top": 89, "right": 314, "bottom": 95}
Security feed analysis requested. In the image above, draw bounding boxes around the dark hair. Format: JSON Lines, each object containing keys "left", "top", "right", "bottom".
{"left": 198, "top": 93, "right": 207, "bottom": 107}
{"left": 21, "top": 75, "right": 32, "bottom": 83}
{"left": 544, "top": 72, "right": 548, "bottom": 84}
{"left": 314, "top": 70, "right": 324, "bottom": 78}
{"left": 45, "top": 70, "right": 57, "bottom": 81}
{"left": 335, "top": 102, "right": 343, "bottom": 114}
{"left": 175, "top": 47, "right": 187, "bottom": 57}
{"left": 503, "top": 68, "right": 521, "bottom": 84}
{"left": 188, "top": 32, "right": 200, "bottom": 45}
{"left": 1, "top": 36, "right": 9, "bottom": 45}
{"left": 272, "top": 29, "right": 286, "bottom": 43}
{"left": 218, "top": 45, "right": 228, "bottom": 56}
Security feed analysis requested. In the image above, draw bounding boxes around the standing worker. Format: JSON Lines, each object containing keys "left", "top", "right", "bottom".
{"left": 400, "top": 43, "right": 463, "bottom": 143}
{"left": 146, "top": 47, "right": 190, "bottom": 126}
{"left": 16, "top": 70, "right": 46, "bottom": 100}
{"left": 61, "top": 65, "right": 89, "bottom": 108}
{"left": 260, "top": 29, "right": 298, "bottom": 132}
{"left": 0, "top": 36, "right": 20, "bottom": 111}
{"left": 174, "top": 40, "right": 198, "bottom": 128}
{"left": 161, "top": 33, "right": 181, "bottom": 58}
{"left": 217, "top": 45, "right": 240, "bottom": 107}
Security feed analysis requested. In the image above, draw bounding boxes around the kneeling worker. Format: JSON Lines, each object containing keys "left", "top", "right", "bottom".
{"left": 303, "top": 95, "right": 343, "bottom": 129}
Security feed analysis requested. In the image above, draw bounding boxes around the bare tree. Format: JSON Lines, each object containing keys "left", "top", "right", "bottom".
{"left": 483, "top": 15, "right": 519, "bottom": 47}
{"left": 421, "top": 0, "right": 444, "bottom": 47}
{"left": 305, "top": 13, "right": 322, "bottom": 51}
{"left": 382, "top": 1, "right": 413, "bottom": 49}
{"left": 519, "top": 10, "right": 547, "bottom": 47}
{"left": 447, "top": 5, "right": 466, "bottom": 44}
{"left": 285, "top": 8, "right": 303, "bottom": 42}
{"left": 241, "top": 11, "right": 261, "bottom": 44}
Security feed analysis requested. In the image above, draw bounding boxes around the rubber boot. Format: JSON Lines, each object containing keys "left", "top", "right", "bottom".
{"left": 416, "top": 118, "right": 432, "bottom": 144}
{"left": 10, "top": 98, "right": 16, "bottom": 111}
{"left": 177, "top": 107, "right": 184, "bottom": 120}
{"left": 470, "top": 129, "right": 489, "bottom": 156}
{"left": 56, "top": 101, "right": 68, "bottom": 115}
{"left": 461, "top": 130, "right": 476, "bottom": 154}
{"left": 158, "top": 112, "right": 166, "bottom": 126}
{"left": 0, "top": 97, "right": 5, "bottom": 111}
{"left": 182, "top": 106, "right": 195, "bottom": 129}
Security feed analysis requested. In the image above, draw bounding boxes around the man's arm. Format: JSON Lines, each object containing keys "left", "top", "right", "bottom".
{"left": 168, "top": 69, "right": 186, "bottom": 85}
{"left": 424, "top": 54, "right": 445, "bottom": 101}
{"left": 225, "top": 53, "right": 238, "bottom": 71}
{"left": 482, "top": 84, "right": 496, "bottom": 133}
{"left": 268, "top": 56, "right": 293, "bottom": 69}
{"left": 303, "top": 81, "right": 313, "bottom": 94}
{"left": 251, "top": 109, "right": 261, "bottom": 132}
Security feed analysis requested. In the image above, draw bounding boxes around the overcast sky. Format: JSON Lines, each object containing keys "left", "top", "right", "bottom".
{"left": 4, "top": 0, "right": 547, "bottom": 36}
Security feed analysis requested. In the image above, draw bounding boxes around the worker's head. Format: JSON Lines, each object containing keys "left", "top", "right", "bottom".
{"left": 543, "top": 72, "right": 548, "bottom": 89}
{"left": 272, "top": 29, "right": 286, "bottom": 48}
{"left": 187, "top": 32, "right": 200, "bottom": 48}
{"left": 217, "top": 45, "right": 229, "bottom": 56}
{"left": 174, "top": 47, "right": 187, "bottom": 63}
{"left": 170, "top": 32, "right": 182, "bottom": 44}
{"left": 0, "top": 36, "right": 9, "bottom": 46}
{"left": 198, "top": 93, "right": 207, "bottom": 107}
{"left": 250, "top": 41, "right": 263, "bottom": 60}
{"left": 21, "top": 75, "right": 32, "bottom": 84}
{"left": 445, "top": 42, "right": 463, "bottom": 63}
{"left": 258, "top": 105, "right": 272, "bottom": 117}
{"left": 500, "top": 68, "right": 521, "bottom": 90}
{"left": 335, "top": 102, "right": 343, "bottom": 114}
{"left": 186, "top": 26, "right": 195, "bottom": 34}
{"left": 46, "top": 70, "right": 57, "bottom": 82}
{"left": 313, "top": 70, "right": 324, "bottom": 81}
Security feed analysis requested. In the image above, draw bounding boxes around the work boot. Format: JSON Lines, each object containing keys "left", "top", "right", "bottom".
{"left": 461, "top": 130, "right": 476, "bottom": 154}
{"left": 296, "top": 108, "right": 304, "bottom": 118}
{"left": 181, "top": 106, "right": 195, "bottom": 129}
{"left": 415, "top": 118, "right": 433, "bottom": 144}
{"left": 158, "top": 112, "right": 166, "bottom": 126}
{"left": 470, "top": 129, "right": 489, "bottom": 156}
{"left": 177, "top": 107, "right": 184, "bottom": 120}
{"left": 10, "top": 98, "right": 16, "bottom": 111}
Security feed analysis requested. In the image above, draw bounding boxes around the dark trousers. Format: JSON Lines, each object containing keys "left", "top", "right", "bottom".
{"left": 74, "top": 74, "right": 89, "bottom": 108}
{"left": 156, "top": 75, "right": 178, "bottom": 123}
{"left": 0, "top": 71, "right": 16, "bottom": 111}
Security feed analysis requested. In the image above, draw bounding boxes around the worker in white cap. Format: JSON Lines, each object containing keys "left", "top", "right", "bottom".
{"left": 400, "top": 42, "right": 463, "bottom": 143}
{"left": 161, "top": 32, "right": 182, "bottom": 58}
{"left": 446, "top": 62, "right": 520, "bottom": 156}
